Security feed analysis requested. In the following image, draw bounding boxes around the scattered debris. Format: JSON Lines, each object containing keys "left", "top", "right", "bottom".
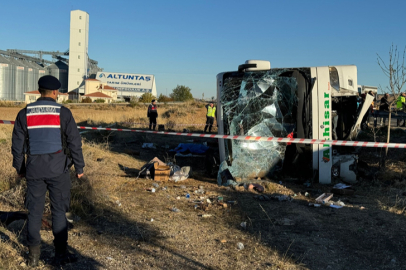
{"left": 305, "top": 192, "right": 309, "bottom": 197}
{"left": 220, "top": 239, "right": 227, "bottom": 243}
{"left": 315, "top": 193, "right": 333, "bottom": 204}
{"left": 150, "top": 218, "right": 154, "bottom": 222}
{"left": 237, "top": 242, "right": 244, "bottom": 250}
{"left": 142, "top": 143, "right": 156, "bottom": 149}
{"left": 152, "top": 183, "right": 159, "bottom": 188}
{"left": 195, "top": 189, "right": 205, "bottom": 194}
{"left": 171, "top": 166, "right": 191, "bottom": 182}
{"left": 180, "top": 185, "right": 186, "bottom": 189}
{"left": 176, "top": 196, "right": 180, "bottom": 200}
{"left": 186, "top": 194, "right": 190, "bottom": 199}
{"left": 240, "top": 222, "right": 247, "bottom": 229}
{"left": 171, "top": 207, "right": 180, "bottom": 213}
{"left": 115, "top": 200, "right": 122, "bottom": 207}
{"left": 206, "top": 199, "right": 212, "bottom": 204}
{"left": 330, "top": 205, "right": 343, "bottom": 209}
{"left": 199, "top": 214, "right": 212, "bottom": 218}
{"left": 331, "top": 183, "right": 354, "bottom": 195}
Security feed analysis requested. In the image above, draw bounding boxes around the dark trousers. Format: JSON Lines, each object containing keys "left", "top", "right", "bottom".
{"left": 204, "top": 116, "right": 214, "bottom": 133}
{"left": 25, "top": 172, "right": 71, "bottom": 249}
{"left": 149, "top": 117, "right": 157, "bottom": 130}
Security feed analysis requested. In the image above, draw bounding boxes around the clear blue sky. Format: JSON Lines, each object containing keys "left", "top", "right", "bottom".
{"left": 1, "top": 0, "right": 406, "bottom": 97}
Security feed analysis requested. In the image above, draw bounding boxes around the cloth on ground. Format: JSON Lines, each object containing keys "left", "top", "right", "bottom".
{"left": 170, "top": 143, "right": 209, "bottom": 155}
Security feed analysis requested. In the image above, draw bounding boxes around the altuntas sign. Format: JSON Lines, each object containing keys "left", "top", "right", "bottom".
{"left": 96, "top": 72, "right": 157, "bottom": 98}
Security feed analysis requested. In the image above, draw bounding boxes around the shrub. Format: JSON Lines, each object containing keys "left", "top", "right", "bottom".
{"left": 62, "top": 99, "right": 74, "bottom": 104}
{"left": 129, "top": 96, "right": 139, "bottom": 108}
{"left": 95, "top": 99, "right": 105, "bottom": 103}
{"left": 158, "top": 94, "right": 174, "bottom": 103}
{"left": 170, "top": 85, "right": 194, "bottom": 101}
{"left": 139, "top": 92, "right": 156, "bottom": 103}
{"left": 82, "top": 97, "right": 92, "bottom": 103}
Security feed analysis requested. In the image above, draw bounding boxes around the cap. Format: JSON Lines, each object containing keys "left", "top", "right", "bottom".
{"left": 38, "top": 75, "right": 61, "bottom": 90}
{"left": 152, "top": 99, "right": 156, "bottom": 103}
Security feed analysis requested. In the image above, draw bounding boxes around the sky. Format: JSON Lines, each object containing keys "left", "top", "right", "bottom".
{"left": 1, "top": 0, "right": 406, "bottom": 98}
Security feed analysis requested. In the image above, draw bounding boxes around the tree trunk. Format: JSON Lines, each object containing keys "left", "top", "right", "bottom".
{"left": 386, "top": 111, "right": 391, "bottom": 156}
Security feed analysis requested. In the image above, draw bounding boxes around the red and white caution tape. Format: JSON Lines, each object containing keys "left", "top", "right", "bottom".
{"left": 1, "top": 120, "right": 405, "bottom": 148}
{"left": 122, "top": 122, "right": 207, "bottom": 126}
{"left": 0, "top": 120, "right": 14, "bottom": 125}
{"left": 76, "top": 126, "right": 406, "bottom": 148}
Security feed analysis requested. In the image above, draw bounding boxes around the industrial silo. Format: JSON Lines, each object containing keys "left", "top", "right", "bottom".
{"left": 0, "top": 55, "right": 12, "bottom": 100}
{"left": 37, "top": 64, "right": 46, "bottom": 88}
{"left": 26, "top": 61, "right": 43, "bottom": 92}
{"left": 47, "top": 61, "right": 68, "bottom": 93}
{"left": 9, "top": 58, "right": 28, "bottom": 101}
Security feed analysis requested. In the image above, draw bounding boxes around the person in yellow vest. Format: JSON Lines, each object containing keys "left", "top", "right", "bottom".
{"left": 204, "top": 102, "right": 216, "bottom": 133}
{"left": 396, "top": 93, "right": 406, "bottom": 127}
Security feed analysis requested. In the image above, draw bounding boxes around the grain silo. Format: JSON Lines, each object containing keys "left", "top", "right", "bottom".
{"left": 0, "top": 55, "right": 12, "bottom": 100}
{"left": 8, "top": 58, "right": 28, "bottom": 101}
{"left": 47, "top": 61, "right": 69, "bottom": 93}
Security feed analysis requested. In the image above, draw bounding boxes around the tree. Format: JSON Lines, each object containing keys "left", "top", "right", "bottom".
{"left": 170, "top": 85, "right": 194, "bottom": 101}
{"left": 377, "top": 44, "right": 406, "bottom": 157}
{"left": 158, "top": 93, "right": 173, "bottom": 102}
{"left": 139, "top": 92, "right": 156, "bottom": 103}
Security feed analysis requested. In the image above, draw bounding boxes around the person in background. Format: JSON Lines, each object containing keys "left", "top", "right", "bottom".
{"left": 396, "top": 93, "right": 406, "bottom": 127}
{"left": 379, "top": 93, "right": 390, "bottom": 126}
{"left": 147, "top": 99, "right": 158, "bottom": 130}
{"left": 204, "top": 102, "right": 216, "bottom": 133}
{"left": 12, "top": 75, "right": 84, "bottom": 266}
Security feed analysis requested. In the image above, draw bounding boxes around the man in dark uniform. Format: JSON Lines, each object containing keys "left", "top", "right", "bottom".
{"left": 379, "top": 93, "right": 390, "bottom": 126}
{"left": 204, "top": 102, "right": 216, "bottom": 133}
{"left": 12, "top": 75, "right": 85, "bottom": 267}
{"left": 147, "top": 99, "right": 158, "bottom": 130}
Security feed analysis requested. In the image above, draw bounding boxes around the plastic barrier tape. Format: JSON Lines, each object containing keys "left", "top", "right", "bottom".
{"left": 1, "top": 120, "right": 405, "bottom": 148}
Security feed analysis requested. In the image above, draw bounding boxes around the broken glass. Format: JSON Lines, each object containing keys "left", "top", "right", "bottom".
{"left": 219, "top": 69, "right": 298, "bottom": 179}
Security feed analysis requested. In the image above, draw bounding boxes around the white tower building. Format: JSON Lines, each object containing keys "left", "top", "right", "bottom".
{"left": 68, "top": 10, "right": 89, "bottom": 93}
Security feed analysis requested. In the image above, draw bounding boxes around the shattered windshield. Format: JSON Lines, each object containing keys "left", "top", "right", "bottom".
{"left": 220, "top": 69, "right": 298, "bottom": 179}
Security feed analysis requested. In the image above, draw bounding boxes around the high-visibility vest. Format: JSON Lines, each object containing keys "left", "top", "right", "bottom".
{"left": 207, "top": 106, "right": 216, "bottom": 117}
{"left": 397, "top": 96, "right": 405, "bottom": 109}
{"left": 26, "top": 100, "right": 62, "bottom": 155}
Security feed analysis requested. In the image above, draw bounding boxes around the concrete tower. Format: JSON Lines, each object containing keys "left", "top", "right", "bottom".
{"left": 68, "top": 10, "right": 89, "bottom": 93}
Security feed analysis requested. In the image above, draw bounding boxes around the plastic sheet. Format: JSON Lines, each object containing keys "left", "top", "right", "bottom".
{"left": 219, "top": 70, "right": 298, "bottom": 179}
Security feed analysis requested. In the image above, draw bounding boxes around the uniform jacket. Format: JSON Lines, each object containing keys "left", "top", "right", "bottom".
{"left": 205, "top": 104, "right": 216, "bottom": 118}
{"left": 379, "top": 96, "right": 390, "bottom": 112}
{"left": 397, "top": 96, "right": 406, "bottom": 109}
{"left": 147, "top": 104, "right": 158, "bottom": 118}
{"left": 12, "top": 97, "right": 85, "bottom": 180}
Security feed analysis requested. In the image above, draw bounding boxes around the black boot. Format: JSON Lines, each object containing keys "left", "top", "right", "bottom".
{"left": 54, "top": 245, "right": 78, "bottom": 266}
{"left": 28, "top": 245, "right": 40, "bottom": 267}
{"left": 204, "top": 125, "right": 208, "bottom": 133}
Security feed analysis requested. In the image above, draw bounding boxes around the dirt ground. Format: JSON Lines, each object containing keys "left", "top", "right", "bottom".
{"left": 1, "top": 107, "right": 406, "bottom": 270}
